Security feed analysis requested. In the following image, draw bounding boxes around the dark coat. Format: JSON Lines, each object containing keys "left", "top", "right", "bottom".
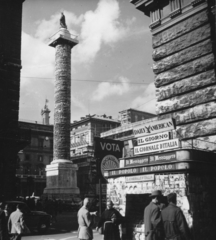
{"left": 144, "top": 201, "right": 163, "bottom": 240}
{"left": 97, "top": 208, "right": 122, "bottom": 240}
{"left": 161, "top": 203, "right": 191, "bottom": 240}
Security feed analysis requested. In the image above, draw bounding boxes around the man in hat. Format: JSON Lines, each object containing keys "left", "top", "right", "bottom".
{"left": 144, "top": 190, "right": 164, "bottom": 240}
{"left": 161, "top": 193, "right": 191, "bottom": 240}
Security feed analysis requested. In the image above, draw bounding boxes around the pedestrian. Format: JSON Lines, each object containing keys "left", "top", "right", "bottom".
{"left": 77, "top": 198, "right": 97, "bottom": 240}
{"left": 0, "top": 202, "right": 7, "bottom": 240}
{"left": 161, "top": 192, "right": 191, "bottom": 240}
{"left": 8, "top": 204, "right": 26, "bottom": 240}
{"left": 144, "top": 190, "right": 164, "bottom": 240}
{"left": 96, "top": 200, "right": 122, "bottom": 240}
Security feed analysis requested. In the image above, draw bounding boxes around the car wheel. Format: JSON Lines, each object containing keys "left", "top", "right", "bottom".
{"left": 38, "top": 222, "right": 49, "bottom": 233}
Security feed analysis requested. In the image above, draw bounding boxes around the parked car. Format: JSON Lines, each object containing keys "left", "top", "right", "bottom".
{"left": 5, "top": 201, "right": 51, "bottom": 234}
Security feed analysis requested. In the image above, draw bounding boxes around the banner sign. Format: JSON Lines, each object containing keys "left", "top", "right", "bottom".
{"left": 125, "top": 151, "right": 176, "bottom": 167}
{"left": 94, "top": 137, "right": 124, "bottom": 159}
{"left": 137, "top": 131, "right": 170, "bottom": 145}
{"left": 108, "top": 163, "right": 177, "bottom": 177}
{"left": 125, "top": 174, "right": 154, "bottom": 182}
{"left": 94, "top": 137, "right": 124, "bottom": 180}
{"left": 133, "top": 118, "right": 174, "bottom": 138}
{"left": 134, "top": 139, "right": 180, "bottom": 155}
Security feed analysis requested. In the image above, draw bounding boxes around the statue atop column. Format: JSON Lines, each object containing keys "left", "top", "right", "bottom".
{"left": 60, "top": 12, "right": 67, "bottom": 29}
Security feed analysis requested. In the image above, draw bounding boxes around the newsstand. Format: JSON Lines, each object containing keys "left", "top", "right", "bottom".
{"left": 104, "top": 149, "right": 216, "bottom": 240}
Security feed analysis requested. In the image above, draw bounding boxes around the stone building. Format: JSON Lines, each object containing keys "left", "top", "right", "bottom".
{"left": 131, "top": 0, "right": 216, "bottom": 151}
{"left": 70, "top": 114, "right": 120, "bottom": 197}
{"left": 119, "top": 108, "right": 155, "bottom": 125}
{"left": 0, "top": 0, "right": 30, "bottom": 200}
{"left": 98, "top": 1, "right": 216, "bottom": 239}
{"left": 16, "top": 103, "right": 53, "bottom": 197}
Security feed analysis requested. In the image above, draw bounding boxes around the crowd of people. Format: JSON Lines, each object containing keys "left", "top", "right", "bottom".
{"left": 144, "top": 190, "right": 191, "bottom": 240}
{"left": 77, "top": 192, "right": 191, "bottom": 240}
{"left": 1, "top": 192, "right": 191, "bottom": 240}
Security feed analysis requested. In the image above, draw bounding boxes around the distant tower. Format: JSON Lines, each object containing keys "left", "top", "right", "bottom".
{"left": 44, "top": 14, "right": 79, "bottom": 199}
{"left": 41, "top": 99, "right": 50, "bottom": 125}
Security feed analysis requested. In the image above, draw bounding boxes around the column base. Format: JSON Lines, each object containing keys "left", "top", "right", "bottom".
{"left": 43, "top": 159, "right": 80, "bottom": 199}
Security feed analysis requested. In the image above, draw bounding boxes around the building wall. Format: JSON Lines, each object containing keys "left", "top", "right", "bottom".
{"left": 119, "top": 109, "right": 156, "bottom": 125}
{"left": 70, "top": 115, "right": 120, "bottom": 196}
{"left": 0, "top": 0, "right": 27, "bottom": 200}
{"left": 17, "top": 122, "right": 53, "bottom": 197}
{"left": 132, "top": 0, "right": 216, "bottom": 152}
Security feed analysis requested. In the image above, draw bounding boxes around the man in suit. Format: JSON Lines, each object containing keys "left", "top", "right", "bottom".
{"left": 144, "top": 190, "right": 164, "bottom": 240}
{"left": 161, "top": 193, "right": 191, "bottom": 240}
{"left": 8, "top": 204, "right": 25, "bottom": 240}
{"left": 77, "top": 198, "right": 97, "bottom": 240}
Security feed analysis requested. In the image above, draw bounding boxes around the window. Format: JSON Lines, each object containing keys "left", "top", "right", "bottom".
{"left": 38, "top": 138, "right": 44, "bottom": 148}
{"left": 25, "top": 154, "right": 30, "bottom": 161}
{"left": 38, "top": 155, "right": 43, "bottom": 162}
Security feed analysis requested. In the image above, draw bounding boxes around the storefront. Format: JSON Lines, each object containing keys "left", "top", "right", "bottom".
{"left": 104, "top": 146, "right": 215, "bottom": 240}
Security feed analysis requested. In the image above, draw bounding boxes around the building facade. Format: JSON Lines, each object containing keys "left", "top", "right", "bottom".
{"left": 0, "top": 0, "right": 30, "bottom": 200}
{"left": 70, "top": 114, "right": 120, "bottom": 197}
{"left": 17, "top": 120, "right": 53, "bottom": 197}
{"left": 119, "top": 108, "right": 155, "bottom": 125}
{"left": 99, "top": 1, "right": 216, "bottom": 239}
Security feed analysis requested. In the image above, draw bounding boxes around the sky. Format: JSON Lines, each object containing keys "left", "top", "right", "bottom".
{"left": 19, "top": 0, "right": 156, "bottom": 124}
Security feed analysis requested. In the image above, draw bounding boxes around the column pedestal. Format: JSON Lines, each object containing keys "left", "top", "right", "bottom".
{"left": 44, "top": 160, "right": 79, "bottom": 199}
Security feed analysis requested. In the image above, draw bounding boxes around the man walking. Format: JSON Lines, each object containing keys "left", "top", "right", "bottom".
{"left": 144, "top": 190, "right": 164, "bottom": 240}
{"left": 161, "top": 193, "right": 191, "bottom": 240}
{"left": 77, "top": 198, "right": 97, "bottom": 240}
{"left": 8, "top": 204, "right": 25, "bottom": 240}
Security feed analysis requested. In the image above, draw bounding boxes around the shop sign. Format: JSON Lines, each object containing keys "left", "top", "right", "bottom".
{"left": 137, "top": 131, "right": 170, "bottom": 145}
{"left": 134, "top": 139, "right": 180, "bottom": 155}
{"left": 149, "top": 152, "right": 176, "bottom": 164}
{"left": 125, "top": 156, "right": 149, "bottom": 167}
{"left": 108, "top": 163, "right": 177, "bottom": 177}
{"left": 125, "top": 151, "right": 177, "bottom": 167}
{"left": 133, "top": 118, "right": 174, "bottom": 138}
{"left": 125, "top": 174, "right": 154, "bottom": 182}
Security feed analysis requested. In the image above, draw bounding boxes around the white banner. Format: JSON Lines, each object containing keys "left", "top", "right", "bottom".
{"left": 137, "top": 131, "right": 170, "bottom": 145}
{"left": 133, "top": 118, "right": 174, "bottom": 138}
{"left": 134, "top": 139, "right": 180, "bottom": 155}
{"left": 125, "top": 174, "right": 154, "bottom": 182}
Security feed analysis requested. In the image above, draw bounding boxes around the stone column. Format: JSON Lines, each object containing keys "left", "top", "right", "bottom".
{"left": 44, "top": 28, "right": 79, "bottom": 199}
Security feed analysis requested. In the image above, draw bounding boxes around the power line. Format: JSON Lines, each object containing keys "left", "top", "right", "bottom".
{"left": 21, "top": 76, "right": 151, "bottom": 85}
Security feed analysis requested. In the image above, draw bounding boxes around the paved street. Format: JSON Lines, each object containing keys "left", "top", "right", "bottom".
{"left": 22, "top": 211, "right": 102, "bottom": 240}
{"left": 22, "top": 230, "right": 101, "bottom": 240}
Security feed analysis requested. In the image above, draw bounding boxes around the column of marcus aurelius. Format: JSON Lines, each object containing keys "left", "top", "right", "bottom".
{"left": 44, "top": 14, "right": 79, "bottom": 199}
